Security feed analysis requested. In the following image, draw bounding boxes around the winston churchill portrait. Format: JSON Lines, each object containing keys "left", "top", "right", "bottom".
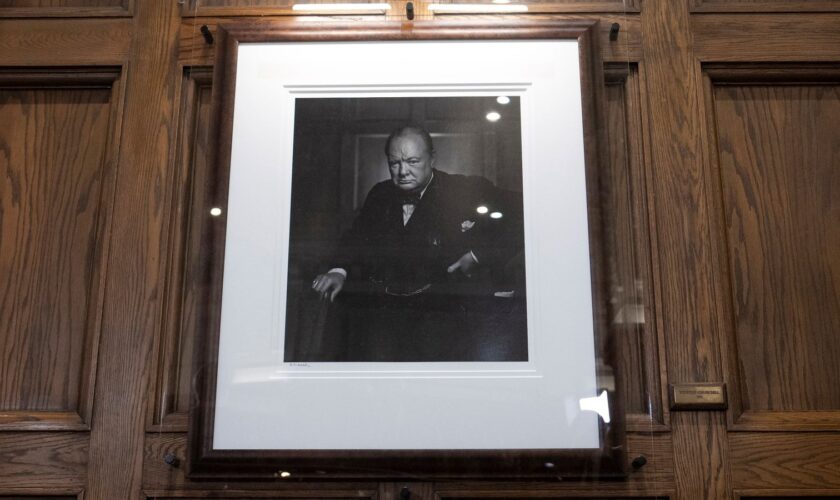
{"left": 283, "top": 98, "right": 528, "bottom": 362}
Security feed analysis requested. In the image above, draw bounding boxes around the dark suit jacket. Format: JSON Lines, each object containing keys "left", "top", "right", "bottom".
{"left": 334, "top": 169, "right": 525, "bottom": 296}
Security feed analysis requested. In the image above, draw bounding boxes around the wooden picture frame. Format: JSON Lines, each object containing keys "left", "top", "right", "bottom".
{"left": 187, "top": 19, "right": 623, "bottom": 480}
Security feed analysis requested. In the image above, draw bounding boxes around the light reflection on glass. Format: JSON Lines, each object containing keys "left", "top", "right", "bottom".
{"left": 579, "top": 390, "right": 610, "bottom": 423}
{"left": 486, "top": 111, "right": 501, "bottom": 122}
{"left": 292, "top": 2, "right": 390, "bottom": 11}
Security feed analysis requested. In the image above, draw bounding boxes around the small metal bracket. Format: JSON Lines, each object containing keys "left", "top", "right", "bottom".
{"left": 200, "top": 25, "right": 214, "bottom": 45}
{"left": 406, "top": 2, "right": 415, "bottom": 20}
{"left": 609, "top": 23, "right": 620, "bottom": 42}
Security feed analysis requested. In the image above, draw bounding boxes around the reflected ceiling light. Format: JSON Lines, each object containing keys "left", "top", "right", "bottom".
{"left": 476, "top": 205, "right": 489, "bottom": 214}
{"left": 427, "top": 3, "right": 528, "bottom": 12}
{"left": 209, "top": 207, "right": 223, "bottom": 216}
{"left": 579, "top": 390, "right": 611, "bottom": 423}
{"left": 278, "top": 471, "right": 292, "bottom": 478}
{"left": 490, "top": 211, "right": 503, "bottom": 219}
{"left": 486, "top": 111, "right": 501, "bottom": 122}
{"left": 292, "top": 2, "right": 390, "bottom": 12}
{"left": 496, "top": 96, "right": 510, "bottom": 105}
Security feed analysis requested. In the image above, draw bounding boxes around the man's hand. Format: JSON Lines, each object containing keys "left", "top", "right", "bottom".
{"left": 312, "top": 271, "right": 346, "bottom": 302}
{"left": 447, "top": 252, "right": 478, "bottom": 277}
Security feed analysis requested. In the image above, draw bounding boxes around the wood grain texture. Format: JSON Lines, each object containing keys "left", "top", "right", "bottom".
{"left": 603, "top": 64, "right": 666, "bottom": 431}
{"left": 692, "top": 15, "right": 840, "bottom": 62}
{"left": 735, "top": 489, "right": 840, "bottom": 499}
{"left": 188, "top": 19, "right": 623, "bottom": 481}
{"left": 710, "top": 83, "right": 840, "bottom": 412}
{"left": 84, "top": 0, "right": 181, "bottom": 498}
{"left": 143, "top": 492, "right": 378, "bottom": 499}
{"left": 0, "top": 433, "right": 87, "bottom": 489}
{"left": 0, "top": 0, "right": 129, "bottom": 19}
{"left": 177, "top": 14, "right": 640, "bottom": 67}
{"left": 144, "top": 433, "right": 671, "bottom": 495}
{"left": 0, "top": 19, "right": 130, "bottom": 65}
{"left": 690, "top": 0, "right": 840, "bottom": 13}
{"left": 640, "top": 0, "right": 729, "bottom": 497}
{"left": 0, "top": 78, "right": 119, "bottom": 431}
{"left": 148, "top": 68, "right": 212, "bottom": 433}
{"left": 0, "top": 495, "right": 76, "bottom": 499}
{"left": 181, "top": 0, "right": 638, "bottom": 17}
{"left": 730, "top": 433, "right": 840, "bottom": 489}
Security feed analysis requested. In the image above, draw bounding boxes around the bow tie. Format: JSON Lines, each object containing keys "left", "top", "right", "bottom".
{"left": 399, "top": 193, "right": 422, "bottom": 205}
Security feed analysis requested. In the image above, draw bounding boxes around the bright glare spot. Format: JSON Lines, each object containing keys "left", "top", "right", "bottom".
{"left": 579, "top": 390, "right": 611, "bottom": 423}
{"left": 279, "top": 471, "right": 292, "bottom": 478}
{"left": 292, "top": 2, "right": 390, "bottom": 11}
{"left": 486, "top": 111, "right": 501, "bottom": 122}
{"left": 496, "top": 96, "right": 510, "bottom": 105}
{"left": 492, "top": 0, "right": 511, "bottom": 3}
{"left": 210, "top": 207, "right": 222, "bottom": 216}
{"left": 428, "top": 2, "right": 527, "bottom": 11}
{"left": 476, "top": 205, "right": 489, "bottom": 214}
{"left": 490, "top": 211, "right": 503, "bottom": 219}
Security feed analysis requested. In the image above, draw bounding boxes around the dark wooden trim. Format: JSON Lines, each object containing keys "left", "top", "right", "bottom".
{"left": 181, "top": 0, "right": 639, "bottom": 17}
{"left": 187, "top": 19, "right": 622, "bottom": 480}
{"left": 0, "top": 67, "right": 124, "bottom": 433}
{"left": 177, "top": 15, "right": 641, "bottom": 67}
{"left": 0, "top": 487, "right": 83, "bottom": 498}
{"left": 701, "top": 63, "right": 840, "bottom": 432}
{"left": 734, "top": 488, "right": 840, "bottom": 498}
{"left": 148, "top": 67, "right": 214, "bottom": 434}
{"left": 143, "top": 489, "right": 379, "bottom": 498}
{"left": 0, "top": 20, "right": 132, "bottom": 67}
{"left": 704, "top": 63, "right": 840, "bottom": 83}
{"left": 692, "top": 14, "right": 840, "bottom": 63}
{"left": 603, "top": 63, "right": 668, "bottom": 433}
{"left": 0, "top": 0, "right": 132, "bottom": 18}
{"left": 690, "top": 0, "right": 840, "bottom": 13}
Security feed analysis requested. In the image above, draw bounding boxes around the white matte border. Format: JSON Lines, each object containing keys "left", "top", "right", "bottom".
{"left": 213, "top": 40, "right": 601, "bottom": 450}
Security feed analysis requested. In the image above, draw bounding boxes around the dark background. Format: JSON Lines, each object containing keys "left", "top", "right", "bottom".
{"left": 283, "top": 96, "right": 523, "bottom": 360}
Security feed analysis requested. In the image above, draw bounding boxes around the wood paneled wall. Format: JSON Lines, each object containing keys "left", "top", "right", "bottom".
{"left": 1, "top": 1, "right": 839, "bottom": 498}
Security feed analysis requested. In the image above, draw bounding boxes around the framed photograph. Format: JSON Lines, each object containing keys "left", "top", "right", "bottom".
{"left": 188, "top": 19, "right": 622, "bottom": 479}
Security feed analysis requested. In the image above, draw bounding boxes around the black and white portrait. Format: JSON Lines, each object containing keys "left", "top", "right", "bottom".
{"left": 282, "top": 97, "right": 528, "bottom": 362}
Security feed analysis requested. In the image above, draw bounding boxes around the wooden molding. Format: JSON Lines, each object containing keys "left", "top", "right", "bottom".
{"left": 691, "top": 0, "right": 840, "bottom": 13}
{"left": 0, "top": 68, "right": 124, "bottom": 432}
{"left": 701, "top": 64, "right": 840, "bottom": 432}
{"left": 181, "top": 0, "right": 639, "bottom": 17}
{"left": 0, "top": 0, "right": 132, "bottom": 18}
{"left": 147, "top": 67, "right": 214, "bottom": 433}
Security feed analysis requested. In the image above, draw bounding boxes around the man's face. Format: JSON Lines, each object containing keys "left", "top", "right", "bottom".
{"left": 387, "top": 133, "right": 434, "bottom": 192}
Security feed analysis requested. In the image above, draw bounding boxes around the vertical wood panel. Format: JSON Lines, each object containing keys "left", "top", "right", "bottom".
{"left": 149, "top": 68, "right": 212, "bottom": 432}
{"left": 85, "top": 0, "right": 181, "bottom": 497}
{"left": 640, "top": 0, "right": 730, "bottom": 497}
{"left": 0, "top": 75, "right": 120, "bottom": 431}
{"left": 711, "top": 83, "right": 840, "bottom": 413}
{"left": 603, "top": 64, "right": 665, "bottom": 429}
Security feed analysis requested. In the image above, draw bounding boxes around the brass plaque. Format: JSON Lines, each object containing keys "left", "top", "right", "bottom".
{"left": 669, "top": 383, "right": 727, "bottom": 410}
